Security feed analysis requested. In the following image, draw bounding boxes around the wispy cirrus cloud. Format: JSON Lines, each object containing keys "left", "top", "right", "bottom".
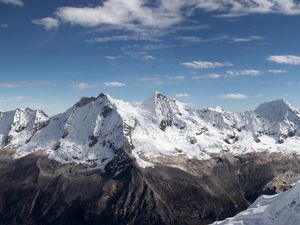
{"left": 175, "top": 93, "right": 190, "bottom": 98}
{"left": 267, "top": 55, "right": 300, "bottom": 65}
{"left": 0, "top": 23, "right": 8, "bottom": 29}
{"left": 87, "top": 34, "right": 156, "bottom": 43}
{"left": 178, "top": 34, "right": 264, "bottom": 44}
{"left": 227, "top": 69, "right": 261, "bottom": 77}
{"left": 168, "top": 75, "right": 185, "bottom": 80}
{"left": 182, "top": 60, "right": 233, "bottom": 69}
{"left": 70, "top": 82, "right": 93, "bottom": 90}
{"left": 142, "top": 55, "right": 156, "bottom": 61}
{"left": 268, "top": 69, "right": 287, "bottom": 74}
{"left": 218, "top": 93, "right": 248, "bottom": 100}
{"left": 0, "top": 81, "right": 52, "bottom": 88}
{"left": 0, "top": 0, "right": 23, "bottom": 7}
{"left": 104, "top": 56, "right": 120, "bottom": 60}
{"left": 104, "top": 81, "right": 126, "bottom": 87}
{"left": 0, "top": 95, "right": 25, "bottom": 103}
{"left": 193, "top": 73, "right": 222, "bottom": 79}
{"left": 32, "top": 17, "right": 60, "bottom": 31}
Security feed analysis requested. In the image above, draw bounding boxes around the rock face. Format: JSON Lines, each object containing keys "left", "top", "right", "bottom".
{"left": 1, "top": 150, "right": 300, "bottom": 225}
{"left": 1, "top": 92, "right": 300, "bottom": 225}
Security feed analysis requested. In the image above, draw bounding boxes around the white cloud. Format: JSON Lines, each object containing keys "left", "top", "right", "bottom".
{"left": 193, "top": 73, "right": 222, "bottom": 79}
{"left": 182, "top": 60, "right": 232, "bottom": 69}
{"left": 142, "top": 55, "right": 156, "bottom": 61}
{"left": 104, "top": 56, "right": 119, "bottom": 60}
{"left": 37, "top": 0, "right": 300, "bottom": 39}
{"left": 0, "top": 0, "right": 23, "bottom": 7}
{"left": 268, "top": 69, "right": 287, "bottom": 74}
{"left": 32, "top": 17, "right": 60, "bottom": 31}
{"left": 87, "top": 34, "right": 155, "bottom": 43}
{"left": 0, "top": 95, "right": 25, "bottom": 103}
{"left": 0, "top": 81, "right": 52, "bottom": 88}
{"left": 175, "top": 93, "right": 190, "bottom": 98}
{"left": 55, "top": 0, "right": 184, "bottom": 35}
{"left": 219, "top": 93, "right": 248, "bottom": 100}
{"left": 104, "top": 81, "right": 126, "bottom": 87}
{"left": 178, "top": 35, "right": 264, "bottom": 44}
{"left": 198, "top": 0, "right": 300, "bottom": 17}
{"left": 168, "top": 75, "right": 185, "bottom": 80}
{"left": 177, "top": 36, "right": 203, "bottom": 43}
{"left": 227, "top": 70, "right": 261, "bottom": 77}
{"left": 267, "top": 55, "right": 300, "bottom": 65}
{"left": 70, "top": 82, "right": 93, "bottom": 90}
{"left": 0, "top": 23, "right": 8, "bottom": 29}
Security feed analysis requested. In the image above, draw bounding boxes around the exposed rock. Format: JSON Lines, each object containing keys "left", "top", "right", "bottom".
{"left": 1, "top": 150, "right": 300, "bottom": 225}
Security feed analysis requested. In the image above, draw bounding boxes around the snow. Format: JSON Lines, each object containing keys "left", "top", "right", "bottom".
{"left": 1, "top": 92, "right": 300, "bottom": 170}
{"left": 212, "top": 181, "right": 300, "bottom": 225}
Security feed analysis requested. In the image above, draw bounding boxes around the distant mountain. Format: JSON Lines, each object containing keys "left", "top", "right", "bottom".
{"left": 0, "top": 92, "right": 300, "bottom": 225}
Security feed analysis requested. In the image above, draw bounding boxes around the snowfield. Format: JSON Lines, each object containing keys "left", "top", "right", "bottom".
{"left": 0, "top": 92, "right": 300, "bottom": 170}
{"left": 212, "top": 181, "right": 300, "bottom": 225}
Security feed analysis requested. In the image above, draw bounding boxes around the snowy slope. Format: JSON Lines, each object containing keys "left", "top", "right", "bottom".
{"left": 0, "top": 92, "right": 300, "bottom": 170}
{"left": 0, "top": 108, "right": 49, "bottom": 147}
{"left": 212, "top": 181, "right": 300, "bottom": 225}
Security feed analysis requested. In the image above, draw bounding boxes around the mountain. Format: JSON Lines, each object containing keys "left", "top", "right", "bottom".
{"left": 213, "top": 180, "right": 300, "bottom": 225}
{"left": 0, "top": 92, "right": 300, "bottom": 225}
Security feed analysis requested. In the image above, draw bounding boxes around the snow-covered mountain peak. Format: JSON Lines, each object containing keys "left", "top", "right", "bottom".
{"left": 255, "top": 99, "right": 299, "bottom": 122}
{"left": 1, "top": 92, "right": 300, "bottom": 170}
{"left": 0, "top": 108, "right": 49, "bottom": 147}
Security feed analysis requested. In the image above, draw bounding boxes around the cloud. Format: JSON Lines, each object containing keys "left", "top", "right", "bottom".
{"left": 104, "top": 56, "right": 120, "bottom": 60}
{"left": 0, "top": 81, "right": 52, "bottom": 88}
{"left": 218, "top": 93, "right": 248, "bottom": 100}
{"left": 175, "top": 93, "right": 190, "bottom": 98}
{"left": 182, "top": 60, "right": 232, "bottom": 69}
{"left": 193, "top": 73, "right": 222, "bottom": 79}
{"left": 70, "top": 82, "right": 93, "bottom": 90}
{"left": 138, "top": 75, "right": 164, "bottom": 87}
{"left": 0, "top": 24, "right": 8, "bottom": 29}
{"left": 0, "top": 95, "right": 25, "bottom": 103}
{"left": 201, "top": 0, "right": 300, "bottom": 17}
{"left": 227, "top": 70, "right": 261, "bottom": 77}
{"left": 267, "top": 55, "right": 300, "bottom": 65}
{"left": 104, "top": 81, "right": 126, "bottom": 87}
{"left": 32, "top": 17, "right": 60, "bottom": 31}
{"left": 0, "top": 0, "right": 23, "bottom": 7}
{"left": 142, "top": 55, "right": 156, "bottom": 61}
{"left": 268, "top": 69, "right": 287, "bottom": 74}
{"left": 35, "top": 0, "right": 300, "bottom": 40}
{"left": 177, "top": 36, "right": 203, "bottom": 43}
{"left": 55, "top": 0, "right": 184, "bottom": 35}
{"left": 178, "top": 34, "right": 264, "bottom": 44}
{"left": 87, "top": 34, "right": 156, "bottom": 43}
{"left": 168, "top": 75, "right": 185, "bottom": 80}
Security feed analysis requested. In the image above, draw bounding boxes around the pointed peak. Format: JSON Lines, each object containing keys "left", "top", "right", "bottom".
{"left": 256, "top": 99, "right": 293, "bottom": 111}
{"left": 74, "top": 92, "right": 112, "bottom": 108}
{"left": 142, "top": 92, "right": 173, "bottom": 110}
{"left": 255, "top": 98, "right": 297, "bottom": 122}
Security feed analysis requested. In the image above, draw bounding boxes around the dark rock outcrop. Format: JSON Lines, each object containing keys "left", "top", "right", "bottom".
{"left": 0, "top": 150, "right": 300, "bottom": 225}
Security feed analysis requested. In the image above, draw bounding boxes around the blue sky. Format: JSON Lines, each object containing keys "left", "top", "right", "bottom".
{"left": 0, "top": 0, "right": 300, "bottom": 115}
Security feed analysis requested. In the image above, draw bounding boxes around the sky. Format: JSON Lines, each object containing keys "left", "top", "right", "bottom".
{"left": 0, "top": 0, "right": 300, "bottom": 115}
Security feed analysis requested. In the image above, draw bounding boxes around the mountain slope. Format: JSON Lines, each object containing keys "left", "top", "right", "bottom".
{"left": 1, "top": 92, "right": 300, "bottom": 225}
{"left": 1, "top": 92, "right": 300, "bottom": 170}
{"left": 213, "top": 180, "right": 300, "bottom": 225}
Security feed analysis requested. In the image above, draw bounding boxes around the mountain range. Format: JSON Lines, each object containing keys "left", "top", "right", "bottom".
{"left": 0, "top": 92, "right": 300, "bottom": 225}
